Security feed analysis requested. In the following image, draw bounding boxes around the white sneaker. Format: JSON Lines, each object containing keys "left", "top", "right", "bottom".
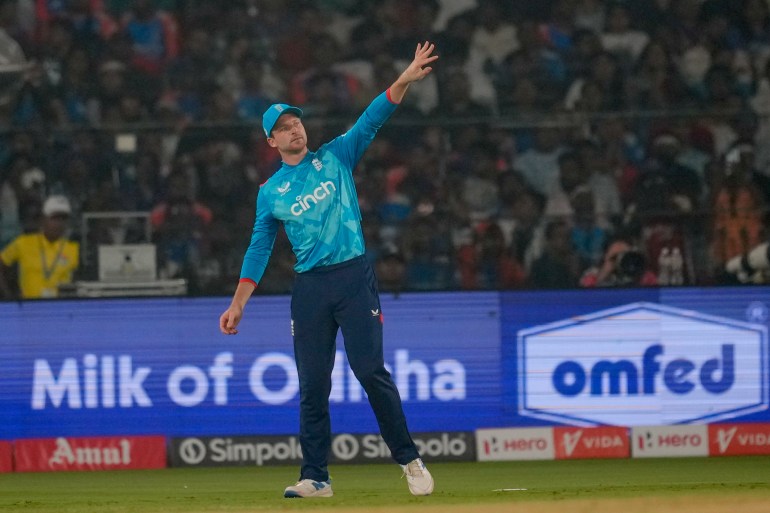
{"left": 283, "top": 479, "right": 333, "bottom": 498}
{"left": 402, "top": 458, "right": 434, "bottom": 496}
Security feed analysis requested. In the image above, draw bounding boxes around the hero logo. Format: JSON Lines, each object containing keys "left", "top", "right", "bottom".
{"left": 518, "top": 302, "right": 768, "bottom": 426}
{"left": 290, "top": 181, "right": 336, "bottom": 216}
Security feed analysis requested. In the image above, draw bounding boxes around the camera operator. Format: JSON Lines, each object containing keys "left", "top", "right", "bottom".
{"left": 580, "top": 239, "right": 657, "bottom": 287}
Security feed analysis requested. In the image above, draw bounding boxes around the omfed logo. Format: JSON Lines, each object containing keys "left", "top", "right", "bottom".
{"left": 518, "top": 302, "right": 768, "bottom": 426}
{"left": 709, "top": 423, "right": 770, "bottom": 456}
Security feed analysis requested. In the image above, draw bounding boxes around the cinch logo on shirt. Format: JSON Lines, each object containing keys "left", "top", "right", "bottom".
{"left": 290, "top": 181, "right": 337, "bottom": 216}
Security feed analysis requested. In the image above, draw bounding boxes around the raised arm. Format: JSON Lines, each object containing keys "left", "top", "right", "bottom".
{"left": 388, "top": 41, "right": 438, "bottom": 104}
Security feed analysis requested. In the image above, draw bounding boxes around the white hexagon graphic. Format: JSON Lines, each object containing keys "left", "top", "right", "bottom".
{"left": 518, "top": 302, "right": 768, "bottom": 426}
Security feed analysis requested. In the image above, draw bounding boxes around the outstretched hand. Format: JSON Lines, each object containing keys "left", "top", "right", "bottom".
{"left": 389, "top": 41, "right": 438, "bottom": 104}
{"left": 400, "top": 41, "right": 439, "bottom": 84}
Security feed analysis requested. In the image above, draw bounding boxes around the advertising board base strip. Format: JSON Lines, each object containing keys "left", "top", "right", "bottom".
{"left": 170, "top": 432, "right": 476, "bottom": 468}
{"left": 709, "top": 423, "right": 770, "bottom": 456}
{"left": 554, "top": 426, "right": 629, "bottom": 459}
{"left": 0, "top": 441, "right": 12, "bottom": 473}
{"left": 476, "top": 427, "right": 555, "bottom": 461}
{"left": 14, "top": 435, "right": 167, "bottom": 472}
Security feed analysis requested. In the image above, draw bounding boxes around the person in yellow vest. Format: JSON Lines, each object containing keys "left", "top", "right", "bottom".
{"left": 0, "top": 195, "right": 79, "bottom": 299}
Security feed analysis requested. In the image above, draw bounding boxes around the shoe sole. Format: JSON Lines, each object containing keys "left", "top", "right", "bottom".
{"left": 283, "top": 490, "right": 333, "bottom": 498}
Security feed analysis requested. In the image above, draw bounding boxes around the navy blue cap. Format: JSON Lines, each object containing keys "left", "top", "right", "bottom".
{"left": 262, "top": 103, "right": 303, "bottom": 138}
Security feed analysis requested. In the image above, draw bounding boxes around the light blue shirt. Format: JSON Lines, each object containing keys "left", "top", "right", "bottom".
{"left": 240, "top": 91, "right": 398, "bottom": 285}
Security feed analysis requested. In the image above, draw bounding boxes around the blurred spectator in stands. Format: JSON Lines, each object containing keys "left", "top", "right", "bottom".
{"left": 467, "top": 0, "right": 518, "bottom": 108}
{"left": 544, "top": 150, "right": 586, "bottom": 222}
{"left": 752, "top": 58, "right": 770, "bottom": 177}
{"left": 565, "top": 51, "right": 625, "bottom": 111}
{"left": 529, "top": 219, "right": 580, "bottom": 288}
{"left": 166, "top": 24, "right": 218, "bottom": 107}
{"left": 539, "top": 0, "right": 575, "bottom": 54}
{"left": 57, "top": 45, "right": 95, "bottom": 124}
{"left": 601, "top": 1, "right": 650, "bottom": 66}
{"left": 711, "top": 142, "right": 767, "bottom": 268}
{"left": 234, "top": 51, "right": 276, "bottom": 122}
{"left": 573, "top": 0, "right": 604, "bottom": 33}
{"left": 87, "top": 59, "right": 128, "bottom": 123}
{"left": 495, "top": 20, "right": 567, "bottom": 108}
{"left": 505, "top": 186, "right": 547, "bottom": 271}
{"left": 151, "top": 169, "right": 212, "bottom": 281}
{"left": 121, "top": 150, "right": 160, "bottom": 212}
{"left": 567, "top": 28, "right": 603, "bottom": 86}
{"left": 630, "top": 132, "right": 702, "bottom": 285}
{"left": 35, "top": 0, "right": 116, "bottom": 54}
{"left": 634, "top": 132, "right": 703, "bottom": 218}
{"left": 457, "top": 221, "right": 526, "bottom": 290}
{"left": 734, "top": 0, "right": 770, "bottom": 69}
{"left": 514, "top": 125, "right": 565, "bottom": 196}
{"left": 375, "top": 243, "right": 407, "bottom": 294}
{"left": 591, "top": 115, "right": 644, "bottom": 204}
{"left": 435, "top": 10, "right": 475, "bottom": 70}
{"left": 121, "top": 0, "right": 179, "bottom": 76}
{"left": 403, "top": 214, "right": 454, "bottom": 290}
{"left": 274, "top": 3, "right": 326, "bottom": 84}
{"left": 699, "top": 64, "right": 742, "bottom": 155}
{"left": 580, "top": 237, "right": 657, "bottom": 287}
{"left": 289, "top": 33, "right": 360, "bottom": 114}
{"left": 628, "top": 39, "right": 687, "bottom": 109}
{"left": 569, "top": 186, "right": 608, "bottom": 270}
{"left": 577, "top": 139, "right": 623, "bottom": 227}
{"left": 0, "top": 153, "right": 44, "bottom": 245}
{"left": 461, "top": 142, "right": 500, "bottom": 224}
{"left": 0, "top": 194, "right": 78, "bottom": 299}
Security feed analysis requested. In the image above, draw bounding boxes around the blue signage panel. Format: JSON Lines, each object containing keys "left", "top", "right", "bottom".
{"left": 0, "top": 292, "right": 500, "bottom": 439}
{"left": 2, "top": 287, "right": 768, "bottom": 440}
{"left": 503, "top": 288, "right": 769, "bottom": 427}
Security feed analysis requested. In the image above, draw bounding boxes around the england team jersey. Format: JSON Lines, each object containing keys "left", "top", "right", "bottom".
{"left": 240, "top": 91, "right": 398, "bottom": 285}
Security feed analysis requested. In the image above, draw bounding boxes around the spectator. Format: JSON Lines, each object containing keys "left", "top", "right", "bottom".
{"left": 514, "top": 126, "right": 565, "bottom": 196}
{"left": 529, "top": 220, "right": 581, "bottom": 288}
{"left": 375, "top": 244, "right": 407, "bottom": 293}
{"left": 0, "top": 195, "right": 79, "bottom": 299}
{"left": 457, "top": 221, "right": 526, "bottom": 290}
{"left": 121, "top": 0, "right": 179, "bottom": 76}
{"left": 601, "top": 1, "right": 650, "bottom": 64}
{"left": 569, "top": 187, "right": 608, "bottom": 270}
{"left": 150, "top": 170, "right": 212, "bottom": 280}
{"left": 711, "top": 143, "right": 767, "bottom": 267}
{"left": 580, "top": 238, "right": 657, "bottom": 287}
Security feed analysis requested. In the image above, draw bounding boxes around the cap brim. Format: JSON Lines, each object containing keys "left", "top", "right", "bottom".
{"left": 265, "top": 106, "right": 303, "bottom": 137}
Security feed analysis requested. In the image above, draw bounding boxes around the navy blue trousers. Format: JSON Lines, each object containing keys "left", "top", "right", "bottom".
{"left": 290, "top": 255, "right": 419, "bottom": 482}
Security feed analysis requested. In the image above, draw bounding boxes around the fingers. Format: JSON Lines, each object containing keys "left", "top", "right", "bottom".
{"left": 219, "top": 310, "right": 239, "bottom": 335}
{"left": 415, "top": 41, "right": 436, "bottom": 58}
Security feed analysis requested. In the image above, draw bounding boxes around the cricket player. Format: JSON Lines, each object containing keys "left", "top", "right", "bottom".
{"left": 219, "top": 42, "right": 438, "bottom": 498}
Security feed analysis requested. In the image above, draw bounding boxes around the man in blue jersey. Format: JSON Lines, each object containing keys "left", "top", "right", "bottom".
{"left": 219, "top": 42, "right": 438, "bottom": 498}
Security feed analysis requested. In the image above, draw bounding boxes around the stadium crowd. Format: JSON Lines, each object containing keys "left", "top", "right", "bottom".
{"left": 1, "top": 0, "right": 769, "bottom": 297}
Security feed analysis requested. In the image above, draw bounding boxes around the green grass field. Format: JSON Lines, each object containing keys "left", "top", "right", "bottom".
{"left": 2, "top": 457, "right": 769, "bottom": 513}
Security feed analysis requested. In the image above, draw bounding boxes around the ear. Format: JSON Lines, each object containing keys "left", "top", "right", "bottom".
{"left": 267, "top": 137, "right": 277, "bottom": 148}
